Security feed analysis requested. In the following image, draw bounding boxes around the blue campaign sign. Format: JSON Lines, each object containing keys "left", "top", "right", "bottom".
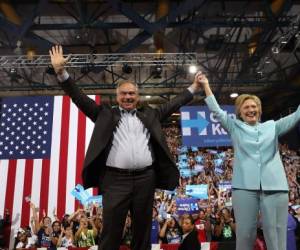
{"left": 180, "top": 106, "right": 235, "bottom": 147}
{"left": 176, "top": 198, "right": 200, "bottom": 215}
{"left": 87, "top": 195, "right": 103, "bottom": 206}
{"left": 71, "top": 184, "right": 91, "bottom": 205}
{"left": 180, "top": 169, "right": 192, "bottom": 178}
{"left": 185, "top": 184, "right": 208, "bottom": 199}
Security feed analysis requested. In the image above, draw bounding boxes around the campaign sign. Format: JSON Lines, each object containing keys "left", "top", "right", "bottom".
{"left": 185, "top": 184, "right": 208, "bottom": 199}
{"left": 71, "top": 184, "right": 91, "bottom": 205}
{"left": 87, "top": 195, "right": 103, "bottom": 206}
{"left": 218, "top": 181, "right": 232, "bottom": 191}
{"left": 180, "top": 106, "right": 235, "bottom": 147}
{"left": 176, "top": 198, "right": 200, "bottom": 215}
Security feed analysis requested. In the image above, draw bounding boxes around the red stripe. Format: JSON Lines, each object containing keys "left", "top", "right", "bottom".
{"left": 56, "top": 96, "right": 70, "bottom": 219}
{"left": 39, "top": 159, "right": 50, "bottom": 220}
{"left": 74, "top": 109, "right": 86, "bottom": 210}
{"left": 3, "top": 160, "right": 17, "bottom": 248}
{"left": 20, "top": 160, "right": 33, "bottom": 227}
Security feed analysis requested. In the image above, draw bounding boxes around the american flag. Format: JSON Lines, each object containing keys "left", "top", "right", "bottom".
{"left": 0, "top": 94, "right": 100, "bottom": 249}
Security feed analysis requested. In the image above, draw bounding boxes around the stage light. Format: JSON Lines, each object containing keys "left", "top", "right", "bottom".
{"left": 152, "top": 65, "right": 162, "bottom": 79}
{"left": 122, "top": 64, "right": 132, "bottom": 74}
{"left": 189, "top": 65, "right": 197, "bottom": 74}
{"left": 230, "top": 93, "right": 238, "bottom": 98}
{"left": 271, "top": 46, "right": 279, "bottom": 54}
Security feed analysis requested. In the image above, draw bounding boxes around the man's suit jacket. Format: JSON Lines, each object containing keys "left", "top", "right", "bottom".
{"left": 59, "top": 78, "right": 194, "bottom": 192}
{"left": 178, "top": 230, "right": 201, "bottom": 250}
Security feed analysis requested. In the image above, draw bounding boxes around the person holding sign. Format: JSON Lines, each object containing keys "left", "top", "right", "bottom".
{"left": 194, "top": 71, "right": 300, "bottom": 250}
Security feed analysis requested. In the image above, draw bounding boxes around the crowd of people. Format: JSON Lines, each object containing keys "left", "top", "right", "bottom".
{"left": 6, "top": 125, "right": 300, "bottom": 249}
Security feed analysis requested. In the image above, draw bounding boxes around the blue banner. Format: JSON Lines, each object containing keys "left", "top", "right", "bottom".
{"left": 180, "top": 105, "right": 235, "bottom": 147}
{"left": 176, "top": 198, "right": 200, "bottom": 215}
{"left": 185, "top": 184, "right": 208, "bottom": 199}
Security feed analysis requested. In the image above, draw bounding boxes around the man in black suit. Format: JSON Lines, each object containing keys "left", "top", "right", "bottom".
{"left": 50, "top": 45, "right": 202, "bottom": 250}
{"left": 179, "top": 214, "right": 201, "bottom": 250}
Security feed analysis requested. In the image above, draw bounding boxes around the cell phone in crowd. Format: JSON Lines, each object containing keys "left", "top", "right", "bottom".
{"left": 166, "top": 214, "right": 171, "bottom": 219}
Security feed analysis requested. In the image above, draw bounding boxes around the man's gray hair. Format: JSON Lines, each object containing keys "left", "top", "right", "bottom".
{"left": 116, "top": 80, "right": 139, "bottom": 92}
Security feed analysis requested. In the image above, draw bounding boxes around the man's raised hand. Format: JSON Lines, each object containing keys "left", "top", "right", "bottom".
{"left": 49, "top": 45, "right": 71, "bottom": 75}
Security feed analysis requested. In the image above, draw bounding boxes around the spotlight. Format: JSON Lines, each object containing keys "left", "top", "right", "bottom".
{"left": 280, "top": 36, "right": 288, "bottom": 44}
{"left": 189, "top": 65, "right": 197, "bottom": 74}
{"left": 152, "top": 65, "right": 162, "bottom": 79}
{"left": 122, "top": 64, "right": 132, "bottom": 74}
{"left": 271, "top": 46, "right": 279, "bottom": 54}
{"left": 230, "top": 93, "right": 238, "bottom": 98}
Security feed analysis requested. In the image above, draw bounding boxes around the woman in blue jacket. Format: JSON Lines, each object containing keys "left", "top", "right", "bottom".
{"left": 194, "top": 71, "right": 300, "bottom": 250}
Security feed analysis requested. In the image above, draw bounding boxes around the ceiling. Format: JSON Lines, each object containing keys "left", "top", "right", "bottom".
{"left": 0, "top": 0, "right": 300, "bottom": 119}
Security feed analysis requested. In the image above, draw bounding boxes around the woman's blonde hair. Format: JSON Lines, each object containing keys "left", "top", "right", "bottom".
{"left": 235, "top": 94, "right": 262, "bottom": 120}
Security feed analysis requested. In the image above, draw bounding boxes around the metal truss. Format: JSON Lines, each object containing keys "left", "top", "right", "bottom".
{"left": 0, "top": 53, "right": 197, "bottom": 69}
